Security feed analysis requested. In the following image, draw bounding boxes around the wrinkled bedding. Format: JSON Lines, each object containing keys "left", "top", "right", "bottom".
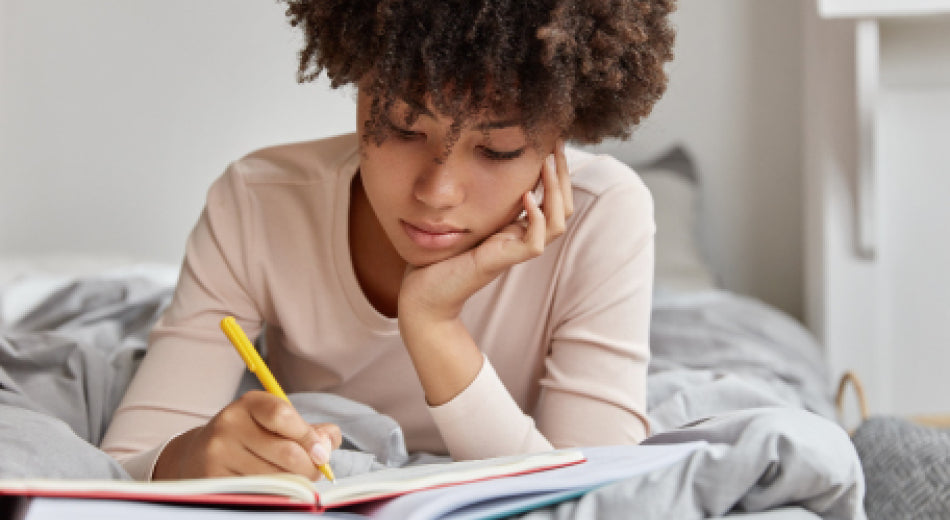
{"left": 0, "top": 276, "right": 866, "bottom": 519}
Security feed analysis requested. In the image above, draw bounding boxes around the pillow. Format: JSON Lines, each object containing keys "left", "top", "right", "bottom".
{"left": 632, "top": 147, "right": 717, "bottom": 293}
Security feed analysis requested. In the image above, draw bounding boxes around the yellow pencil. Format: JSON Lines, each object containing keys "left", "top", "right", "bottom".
{"left": 220, "top": 316, "right": 336, "bottom": 483}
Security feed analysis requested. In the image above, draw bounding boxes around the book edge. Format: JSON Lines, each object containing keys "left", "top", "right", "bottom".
{"left": 0, "top": 474, "right": 317, "bottom": 508}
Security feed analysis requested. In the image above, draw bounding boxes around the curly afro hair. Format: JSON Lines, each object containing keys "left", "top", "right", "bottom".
{"left": 280, "top": 0, "right": 676, "bottom": 147}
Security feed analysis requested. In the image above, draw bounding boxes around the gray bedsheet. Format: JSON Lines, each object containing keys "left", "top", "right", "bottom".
{"left": 0, "top": 278, "right": 866, "bottom": 518}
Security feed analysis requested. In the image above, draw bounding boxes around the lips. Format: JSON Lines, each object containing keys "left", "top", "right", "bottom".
{"left": 401, "top": 220, "right": 468, "bottom": 250}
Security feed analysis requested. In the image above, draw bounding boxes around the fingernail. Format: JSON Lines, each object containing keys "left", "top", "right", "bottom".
{"left": 526, "top": 191, "right": 538, "bottom": 206}
{"left": 310, "top": 443, "right": 329, "bottom": 465}
{"left": 545, "top": 155, "right": 556, "bottom": 172}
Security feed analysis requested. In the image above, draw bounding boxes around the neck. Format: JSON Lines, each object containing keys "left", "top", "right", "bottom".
{"left": 348, "top": 173, "right": 406, "bottom": 318}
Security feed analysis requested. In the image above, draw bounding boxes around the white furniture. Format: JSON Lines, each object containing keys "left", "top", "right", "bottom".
{"left": 803, "top": 1, "right": 950, "bottom": 420}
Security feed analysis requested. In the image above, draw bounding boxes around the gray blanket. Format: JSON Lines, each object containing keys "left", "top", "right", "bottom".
{"left": 0, "top": 278, "right": 866, "bottom": 519}
{"left": 515, "top": 290, "right": 862, "bottom": 520}
{"left": 648, "top": 288, "right": 836, "bottom": 431}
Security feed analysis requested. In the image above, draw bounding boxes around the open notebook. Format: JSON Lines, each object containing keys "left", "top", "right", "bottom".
{"left": 1, "top": 442, "right": 705, "bottom": 519}
{"left": 0, "top": 449, "right": 583, "bottom": 512}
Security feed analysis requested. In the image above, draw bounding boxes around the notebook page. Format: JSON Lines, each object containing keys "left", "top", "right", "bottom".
{"left": 312, "top": 448, "right": 584, "bottom": 507}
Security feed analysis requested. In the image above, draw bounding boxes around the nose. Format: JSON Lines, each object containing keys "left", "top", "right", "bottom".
{"left": 413, "top": 160, "right": 465, "bottom": 210}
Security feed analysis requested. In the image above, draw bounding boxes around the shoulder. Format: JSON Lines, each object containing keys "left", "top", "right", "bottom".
{"left": 537, "top": 148, "right": 655, "bottom": 333}
{"left": 225, "top": 133, "right": 359, "bottom": 187}
{"left": 564, "top": 147, "right": 654, "bottom": 230}
{"left": 544, "top": 147, "right": 655, "bottom": 290}
{"left": 202, "top": 133, "right": 358, "bottom": 220}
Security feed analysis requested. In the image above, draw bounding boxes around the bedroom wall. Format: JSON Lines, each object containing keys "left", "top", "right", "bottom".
{"left": 0, "top": 0, "right": 356, "bottom": 265}
{"left": 591, "top": 1, "right": 804, "bottom": 319}
{"left": 0, "top": 1, "right": 805, "bottom": 320}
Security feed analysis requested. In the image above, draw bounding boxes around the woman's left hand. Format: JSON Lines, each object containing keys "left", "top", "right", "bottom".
{"left": 398, "top": 140, "right": 573, "bottom": 325}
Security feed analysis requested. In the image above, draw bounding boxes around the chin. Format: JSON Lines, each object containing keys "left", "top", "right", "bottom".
{"left": 402, "top": 251, "right": 453, "bottom": 269}
{"left": 397, "top": 243, "right": 468, "bottom": 269}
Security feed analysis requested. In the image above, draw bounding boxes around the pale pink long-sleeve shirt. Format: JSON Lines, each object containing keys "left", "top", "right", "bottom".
{"left": 101, "top": 133, "right": 654, "bottom": 480}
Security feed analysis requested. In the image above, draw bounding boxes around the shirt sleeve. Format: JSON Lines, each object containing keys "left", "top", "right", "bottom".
{"left": 428, "top": 357, "right": 553, "bottom": 458}
{"left": 535, "top": 179, "right": 654, "bottom": 448}
{"left": 429, "top": 172, "right": 654, "bottom": 459}
{"left": 100, "top": 163, "right": 261, "bottom": 480}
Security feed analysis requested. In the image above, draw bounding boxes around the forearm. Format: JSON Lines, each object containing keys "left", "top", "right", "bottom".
{"left": 399, "top": 314, "right": 554, "bottom": 459}
{"left": 398, "top": 316, "right": 484, "bottom": 406}
{"left": 427, "top": 357, "right": 554, "bottom": 459}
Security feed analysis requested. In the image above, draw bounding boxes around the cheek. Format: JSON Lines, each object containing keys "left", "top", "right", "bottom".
{"left": 507, "top": 161, "right": 545, "bottom": 199}
{"left": 362, "top": 147, "right": 415, "bottom": 194}
{"left": 473, "top": 164, "right": 543, "bottom": 223}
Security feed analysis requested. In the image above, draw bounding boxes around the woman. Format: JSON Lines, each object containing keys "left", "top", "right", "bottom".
{"left": 102, "top": 0, "right": 676, "bottom": 481}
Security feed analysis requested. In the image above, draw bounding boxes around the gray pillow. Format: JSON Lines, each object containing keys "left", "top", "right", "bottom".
{"left": 632, "top": 147, "right": 716, "bottom": 293}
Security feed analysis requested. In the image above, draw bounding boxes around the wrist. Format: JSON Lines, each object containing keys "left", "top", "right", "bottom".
{"left": 398, "top": 308, "right": 462, "bottom": 341}
{"left": 397, "top": 291, "right": 464, "bottom": 326}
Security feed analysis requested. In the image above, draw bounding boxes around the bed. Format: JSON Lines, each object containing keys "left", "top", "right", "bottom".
{"left": 0, "top": 148, "right": 869, "bottom": 519}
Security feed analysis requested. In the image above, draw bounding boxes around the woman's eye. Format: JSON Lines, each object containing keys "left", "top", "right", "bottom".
{"left": 386, "top": 121, "right": 425, "bottom": 142}
{"left": 479, "top": 146, "right": 525, "bottom": 161}
{"left": 394, "top": 128, "right": 424, "bottom": 141}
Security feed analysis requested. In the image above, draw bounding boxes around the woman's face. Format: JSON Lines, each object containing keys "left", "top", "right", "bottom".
{"left": 356, "top": 90, "right": 559, "bottom": 268}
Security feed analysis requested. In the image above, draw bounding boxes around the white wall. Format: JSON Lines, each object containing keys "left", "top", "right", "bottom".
{"left": 587, "top": 1, "right": 805, "bottom": 319}
{"left": 0, "top": 0, "right": 357, "bottom": 264}
{"left": 0, "top": 1, "right": 806, "bottom": 319}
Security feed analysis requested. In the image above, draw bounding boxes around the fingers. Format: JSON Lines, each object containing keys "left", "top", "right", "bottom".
{"left": 465, "top": 140, "right": 573, "bottom": 281}
{"left": 540, "top": 154, "right": 565, "bottom": 241}
{"left": 536, "top": 138, "right": 572, "bottom": 244}
{"left": 556, "top": 140, "right": 574, "bottom": 217}
{"left": 300, "top": 423, "right": 342, "bottom": 471}
{"left": 239, "top": 392, "right": 338, "bottom": 478}
{"left": 312, "top": 422, "right": 344, "bottom": 450}
{"left": 495, "top": 140, "right": 572, "bottom": 265}
{"left": 239, "top": 419, "right": 324, "bottom": 479}
{"left": 159, "top": 392, "right": 343, "bottom": 480}
{"left": 245, "top": 391, "right": 311, "bottom": 441}
{"left": 217, "top": 436, "right": 298, "bottom": 478}
{"left": 522, "top": 190, "right": 546, "bottom": 257}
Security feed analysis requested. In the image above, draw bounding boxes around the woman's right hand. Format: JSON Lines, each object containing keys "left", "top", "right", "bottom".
{"left": 152, "top": 390, "right": 341, "bottom": 480}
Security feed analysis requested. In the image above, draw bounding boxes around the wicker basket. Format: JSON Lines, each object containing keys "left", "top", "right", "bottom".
{"left": 835, "top": 370, "right": 950, "bottom": 433}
